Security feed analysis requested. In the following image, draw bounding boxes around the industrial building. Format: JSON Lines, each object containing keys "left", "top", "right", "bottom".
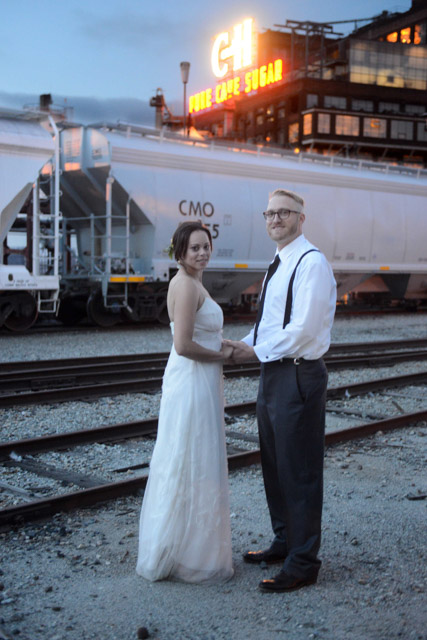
{"left": 188, "top": 1, "right": 427, "bottom": 167}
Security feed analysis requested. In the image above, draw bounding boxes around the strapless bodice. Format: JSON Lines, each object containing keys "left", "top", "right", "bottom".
{"left": 170, "top": 297, "right": 223, "bottom": 348}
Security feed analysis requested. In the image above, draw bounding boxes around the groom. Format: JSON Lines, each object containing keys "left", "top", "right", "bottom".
{"left": 227, "top": 188, "right": 336, "bottom": 592}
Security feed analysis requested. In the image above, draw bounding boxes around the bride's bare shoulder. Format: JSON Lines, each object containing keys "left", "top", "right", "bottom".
{"left": 167, "top": 272, "right": 199, "bottom": 316}
{"left": 168, "top": 272, "right": 196, "bottom": 296}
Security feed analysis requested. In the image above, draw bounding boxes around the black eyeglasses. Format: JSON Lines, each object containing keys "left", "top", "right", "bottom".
{"left": 263, "top": 209, "right": 301, "bottom": 221}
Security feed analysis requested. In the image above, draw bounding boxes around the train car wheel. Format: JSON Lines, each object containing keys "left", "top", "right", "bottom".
{"left": 4, "top": 293, "right": 38, "bottom": 331}
{"left": 87, "top": 292, "right": 120, "bottom": 327}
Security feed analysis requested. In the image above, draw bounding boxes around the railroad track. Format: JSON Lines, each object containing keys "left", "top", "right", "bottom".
{"left": 0, "top": 371, "right": 426, "bottom": 528}
{"left": 1, "top": 339, "right": 427, "bottom": 407}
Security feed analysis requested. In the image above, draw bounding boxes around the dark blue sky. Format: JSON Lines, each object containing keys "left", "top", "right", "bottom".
{"left": 0, "top": 0, "right": 411, "bottom": 125}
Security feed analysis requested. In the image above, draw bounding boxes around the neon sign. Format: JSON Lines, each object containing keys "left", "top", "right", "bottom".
{"left": 189, "top": 59, "right": 283, "bottom": 114}
{"left": 211, "top": 18, "right": 254, "bottom": 78}
{"left": 189, "top": 18, "right": 284, "bottom": 114}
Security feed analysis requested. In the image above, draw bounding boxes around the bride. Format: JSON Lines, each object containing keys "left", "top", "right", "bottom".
{"left": 136, "top": 221, "right": 234, "bottom": 583}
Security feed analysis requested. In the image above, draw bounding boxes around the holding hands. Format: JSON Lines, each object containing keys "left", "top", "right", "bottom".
{"left": 221, "top": 340, "right": 257, "bottom": 363}
{"left": 221, "top": 342, "right": 235, "bottom": 361}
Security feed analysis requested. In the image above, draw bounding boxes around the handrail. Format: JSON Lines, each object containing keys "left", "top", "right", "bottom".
{"left": 87, "top": 120, "right": 427, "bottom": 180}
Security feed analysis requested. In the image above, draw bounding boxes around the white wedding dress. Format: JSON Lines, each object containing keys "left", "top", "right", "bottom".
{"left": 136, "top": 297, "right": 233, "bottom": 583}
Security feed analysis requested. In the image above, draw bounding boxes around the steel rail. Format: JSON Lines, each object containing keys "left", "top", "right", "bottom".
{"left": 0, "top": 362, "right": 167, "bottom": 390}
{"left": 0, "top": 409, "right": 426, "bottom": 528}
{"left": 0, "top": 352, "right": 170, "bottom": 375}
{"left": 0, "top": 376, "right": 164, "bottom": 407}
{"left": 0, "top": 418, "right": 159, "bottom": 460}
{"left": 1, "top": 371, "right": 426, "bottom": 460}
{"left": 2, "top": 349, "right": 427, "bottom": 392}
{"left": 326, "top": 338, "right": 427, "bottom": 353}
{"left": 1, "top": 338, "right": 426, "bottom": 374}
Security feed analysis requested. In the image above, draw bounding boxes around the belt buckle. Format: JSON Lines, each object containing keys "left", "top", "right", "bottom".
{"left": 293, "top": 357, "right": 301, "bottom": 365}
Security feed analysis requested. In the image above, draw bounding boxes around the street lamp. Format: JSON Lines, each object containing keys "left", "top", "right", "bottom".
{"left": 180, "top": 61, "right": 190, "bottom": 136}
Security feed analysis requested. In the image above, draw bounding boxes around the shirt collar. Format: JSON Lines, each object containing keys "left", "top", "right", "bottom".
{"left": 276, "top": 233, "right": 306, "bottom": 262}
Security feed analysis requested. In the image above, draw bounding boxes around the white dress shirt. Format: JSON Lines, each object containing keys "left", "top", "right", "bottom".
{"left": 242, "top": 234, "right": 336, "bottom": 362}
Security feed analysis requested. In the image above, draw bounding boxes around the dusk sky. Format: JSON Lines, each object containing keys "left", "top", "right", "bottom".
{"left": 0, "top": 0, "right": 411, "bottom": 126}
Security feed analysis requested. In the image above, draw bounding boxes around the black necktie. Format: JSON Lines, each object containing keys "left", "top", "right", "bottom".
{"left": 253, "top": 254, "right": 280, "bottom": 345}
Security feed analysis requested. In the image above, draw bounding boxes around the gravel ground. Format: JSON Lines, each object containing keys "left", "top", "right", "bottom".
{"left": 1, "top": 362, "right": 426, "bottom": 509}
{"left": 1, "top": 362, "right": 426, "bottom": 443}
{"left": 0, "top": 312, "right": 426, "bottom": 363}
{"left": 0, "top": 427, "right": 426, "bottom": 640}
{"left": 0, "top": 313, "right": 426, "bottom": 639}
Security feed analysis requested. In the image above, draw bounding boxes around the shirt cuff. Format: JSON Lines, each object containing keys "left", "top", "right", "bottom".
{"left": 253, "top": 341, "right": 274, "bottom": 362}
{"left": 241, "top": 333, "right": 254, "bottom": 346}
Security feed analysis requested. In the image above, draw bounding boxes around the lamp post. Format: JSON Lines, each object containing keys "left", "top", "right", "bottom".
{"left": 180, "top": 61, "right": 190, "bottom": 136}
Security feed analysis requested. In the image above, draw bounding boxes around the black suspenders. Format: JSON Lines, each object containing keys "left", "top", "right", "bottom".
{"left": 282, "top": 249, "right": 319, "bottom": 329}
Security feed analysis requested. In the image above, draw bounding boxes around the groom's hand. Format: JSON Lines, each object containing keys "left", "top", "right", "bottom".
{"left": 225, "top": 340, "right": 257, "bottom": 363}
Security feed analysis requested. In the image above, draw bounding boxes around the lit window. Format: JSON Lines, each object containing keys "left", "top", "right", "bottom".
{"left": 335, "top": 115, "right": 359, "bottom": 136}
{"left": 349, "top": 40, "right": 427, "bottom": 91}
{"left": 386, "top": 32, "right": 398, "bottom": 43}
{"left": 391, "top": 120, "right": 414, "bottom": 140}
{"left": 414, "top": 25, "right": 421, "bottom": 45}
{"left": 413, "top": 24, "right": 426, "bottom": 45}
{"left": 288, "top": 122, "right": 299, "bottom": 143}
{"left": 363, "top": 117, "right": 387, "bottom": 138}
{"left": 400, "top": 28, "right": 411, "bottom": 44}
{"left": 303, "top": 113, "right": 312, "bottom": 136}
{"left": 318, "top": 113, "right": 331, "bottom": 134}
{"left": 256, "top": 114, "right": 264, "bottom": 125}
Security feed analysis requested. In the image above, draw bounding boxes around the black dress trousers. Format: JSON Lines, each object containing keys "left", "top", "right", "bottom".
{"left": 256, "top": 357, "right": 328, "bottom": 579}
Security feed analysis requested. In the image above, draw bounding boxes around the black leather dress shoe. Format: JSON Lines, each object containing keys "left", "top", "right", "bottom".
{"left": 258, "top": 570, "right": 317, "bottom": 592}
{"left": 243, "top": 548, "right": 287, "bottom": 565}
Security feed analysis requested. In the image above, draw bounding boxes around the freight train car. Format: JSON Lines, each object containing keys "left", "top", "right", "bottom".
{"left": 57, "top": 123, "right": 427, "bottom": 326}
{"left": 0, "top": 109, "right": 60, "bottom": 330}
{"left": 2, "top": 119, "right": 427, "bottom": 329}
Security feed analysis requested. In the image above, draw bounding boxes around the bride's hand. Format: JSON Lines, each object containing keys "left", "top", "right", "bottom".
{"left": 221, "top": 343, "right": 234, "bottom": 361}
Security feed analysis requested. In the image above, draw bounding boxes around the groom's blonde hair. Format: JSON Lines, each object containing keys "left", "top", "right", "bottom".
{"left": 270, "top": 188, "right": 304, "bottom": 210}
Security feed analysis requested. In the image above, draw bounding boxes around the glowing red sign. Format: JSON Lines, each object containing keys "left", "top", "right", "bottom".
{"left": 189, "top": 59, "right": 283, "bottom": 114}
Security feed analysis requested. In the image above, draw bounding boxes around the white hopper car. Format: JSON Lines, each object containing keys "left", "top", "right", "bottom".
{"left": 1, "top": 118, "right": 427, "bottom": 328}
{"left": 57, "top": 123, "right": 427, "bottom": 326}
{"left": 0, "top": 109, "right": 60, "bottom": 330}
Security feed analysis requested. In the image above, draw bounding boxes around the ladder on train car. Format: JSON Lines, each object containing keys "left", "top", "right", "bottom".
{"left": 101, "top": 182, "right": 133, "bottom": 312}
{"left": 31, "top": 119, "right": 61, "bottom": 315}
